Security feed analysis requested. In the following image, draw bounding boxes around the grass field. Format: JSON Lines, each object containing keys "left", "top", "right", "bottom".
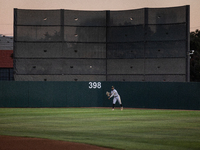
{"left": 0, "top": 108, "right": 200, "bottom": 150}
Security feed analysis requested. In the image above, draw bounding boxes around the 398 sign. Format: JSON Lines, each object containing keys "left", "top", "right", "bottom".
{"left": 89, "top": 82, "right": 101, "bottom": 89}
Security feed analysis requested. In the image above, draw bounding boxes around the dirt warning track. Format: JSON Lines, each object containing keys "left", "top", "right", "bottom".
{"left": 0, "top": 135, "right": 115, "bottom": 150}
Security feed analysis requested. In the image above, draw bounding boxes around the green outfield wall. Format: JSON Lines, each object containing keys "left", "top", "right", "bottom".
{"left": 0, "top": 81, "right": 199, "bottom": 110}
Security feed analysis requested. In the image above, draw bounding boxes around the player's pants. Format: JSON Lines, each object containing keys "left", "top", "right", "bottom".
{"left": 113, "top": 95, "right": 122, "bottom": 104}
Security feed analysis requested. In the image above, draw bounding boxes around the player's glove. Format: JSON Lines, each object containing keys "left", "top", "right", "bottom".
{"left": 106, "top": 91, "right": 110, "bottom": 97}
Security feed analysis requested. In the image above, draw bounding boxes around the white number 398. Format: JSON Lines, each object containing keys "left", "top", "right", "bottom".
{"left": 89, "top": 82, "right": 101, "bottom": 89}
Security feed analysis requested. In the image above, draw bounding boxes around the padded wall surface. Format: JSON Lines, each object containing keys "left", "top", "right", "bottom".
{"left": 14, "top": 6, "right": 189, "bottom": 82}
{"left": 0, "top": 81, "right": 200, "bottom": 110}
{"left": 0, "top": 82, "right": 29, "bottom": 107}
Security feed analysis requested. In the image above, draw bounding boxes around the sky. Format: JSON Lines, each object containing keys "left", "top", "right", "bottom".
{"left": 0, "top": 0, "right": 200, "bottom": 36}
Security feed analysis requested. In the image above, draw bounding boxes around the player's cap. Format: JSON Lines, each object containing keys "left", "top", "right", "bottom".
{"left": 111, "top": 86, "right": 114, "bottom": 88}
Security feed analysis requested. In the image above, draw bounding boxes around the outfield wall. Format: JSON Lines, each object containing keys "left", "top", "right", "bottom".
{"left": 0, "top": 81, "right": 199, "bottom": 110}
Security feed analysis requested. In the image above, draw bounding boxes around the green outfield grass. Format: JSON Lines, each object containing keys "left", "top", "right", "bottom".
{"left": 0, "top": 108, "right": 200, "bottom": 150}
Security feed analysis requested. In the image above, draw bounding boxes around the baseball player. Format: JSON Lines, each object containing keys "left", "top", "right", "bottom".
{"left": 108, "top": 86, "right": 123, "bottom": 111}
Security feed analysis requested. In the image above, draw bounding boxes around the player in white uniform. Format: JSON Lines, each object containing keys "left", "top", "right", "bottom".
{"left": 108, "top": 86, "right": 123, "bottom": 111}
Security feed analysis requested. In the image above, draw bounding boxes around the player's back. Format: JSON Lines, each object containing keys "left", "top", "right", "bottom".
{"left": 111, "top": 89, "right": 119, "bottom": 97}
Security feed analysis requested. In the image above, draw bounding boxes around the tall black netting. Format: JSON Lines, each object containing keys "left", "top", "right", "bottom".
{"left": 15, "top": 59, "right": 106, "bottom": 75}
{"left": 147, "top": 6, "right": 186, "bottom": 24}
{"left": 108, "top": 8, "right": 144, "bottom": 26}
{"left": 15, "top": 43, "right": 106, "bottom": 58}
{"left": 16, "top": 9, "right": 61, "bottom": 25}
{"left": 64, "top": 10, "right": 106, "bottom": 26}
{"left": 14, "top": 6, "right": 190, "bottom": 82}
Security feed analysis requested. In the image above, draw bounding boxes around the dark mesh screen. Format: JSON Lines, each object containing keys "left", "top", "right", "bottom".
{"left": 108, "top": 8, "right": 144, "bottom": 26}
{"left": 16, "top": 26, "right": 62, "bottom": 41}
{"left": 107, "top": 26, "right": 144, "bottom": 42}
{"left": 14, "top": 6, "right": 189, "bottom": 82}
{"left": 15, "top": 43, "right": 106, "bottom": 58}
{"left": 64, "top": 27, "right": 106, "bottom": 42}
{"left": 107, "top": 59, "right": 144, "bottom": 74}
{"left": 62, "top": 43, "right": 106, "bottom": 58}
{"left": 107, "top": 75, "right": 144, "bottom": 82}
{"left": 145, "top": 41, "right": 186, "bottom": 58}
{"left": 15, "top": 59, "right": 106, "bottom": 75}
{"left": 145, "top": 75, "right": 186, "bottom": 82}
{"left": 145, "top": 58, "right": 186, "bottom": 74}
{"left": 146, "top": 24, "right": 186, "bottom": 41}
{"left": 148, "top": 6, "right": 186, "bottom": 24}
{"left": 64, "top": 10, "right": 106, "bottom": 26}
{"left": 14, "top": 75, "right": 106, "bottom": 81}
{"left": 16, "top": 9, "right": 61, "bottom": 25}
{"left": 15, "top": 43, "right": 62, "bottom": 58}
{"left": 107, "top": 43, "right": 144, "bottom": 58}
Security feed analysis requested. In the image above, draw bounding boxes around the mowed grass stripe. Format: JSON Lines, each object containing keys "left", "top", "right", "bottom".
{"left": 0, "top": 108, "right": 200, "bottom": 150}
